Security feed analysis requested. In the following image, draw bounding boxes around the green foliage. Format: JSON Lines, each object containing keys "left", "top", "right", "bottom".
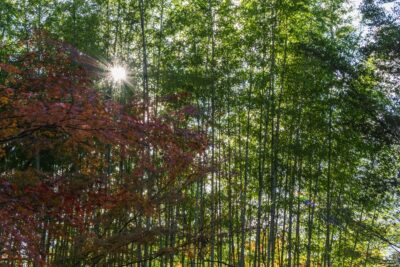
{"left": 0, "top": 0, "right": 399, "bottom": 265}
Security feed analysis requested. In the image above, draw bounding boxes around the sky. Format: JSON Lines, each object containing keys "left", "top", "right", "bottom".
{"left": 347, "top": 0, "right": 397, "bottom": 30}
{"left": 349, "top": 0, "right": 363, "bottom": 27}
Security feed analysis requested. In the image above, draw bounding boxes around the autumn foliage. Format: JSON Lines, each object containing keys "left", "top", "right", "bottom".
{"left": 0, "top": 37, "right": 206, "bottom": 266}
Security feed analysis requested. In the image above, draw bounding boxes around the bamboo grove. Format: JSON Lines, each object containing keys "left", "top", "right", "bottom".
{"left": 0, "top": 0, "right": 399, "bottom": 266}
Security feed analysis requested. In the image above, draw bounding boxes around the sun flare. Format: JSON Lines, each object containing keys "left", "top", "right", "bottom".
{"left": 110, "top": 65, "right": 127, "bottom": 82}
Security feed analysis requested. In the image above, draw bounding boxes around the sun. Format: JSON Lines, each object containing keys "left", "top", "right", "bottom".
{"left": 110, "top": 65, "right": 127, "bottom": 82}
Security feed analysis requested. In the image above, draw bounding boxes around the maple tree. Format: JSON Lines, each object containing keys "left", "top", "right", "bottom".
{"left": 0, "top": 35, "right": 206, "bottom": 266}
{"left": 1, "top": 0, "right": 400, "bottom": 265}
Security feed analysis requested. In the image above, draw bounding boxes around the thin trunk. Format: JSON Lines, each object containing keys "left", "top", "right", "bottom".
{"left": 306, "top": 161, "right": 321, "bottom": 267}
{"left": 210, "top": 28, "right": 217, "bottom": 267}
{"left": 139, "top": 0, "right": 149, "bottom": 120}
{"left": 324, "top": 96, "right": 333, "bottom": 267}
{"left": 239, "top": 77, "right": 253, "bottom": 267}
